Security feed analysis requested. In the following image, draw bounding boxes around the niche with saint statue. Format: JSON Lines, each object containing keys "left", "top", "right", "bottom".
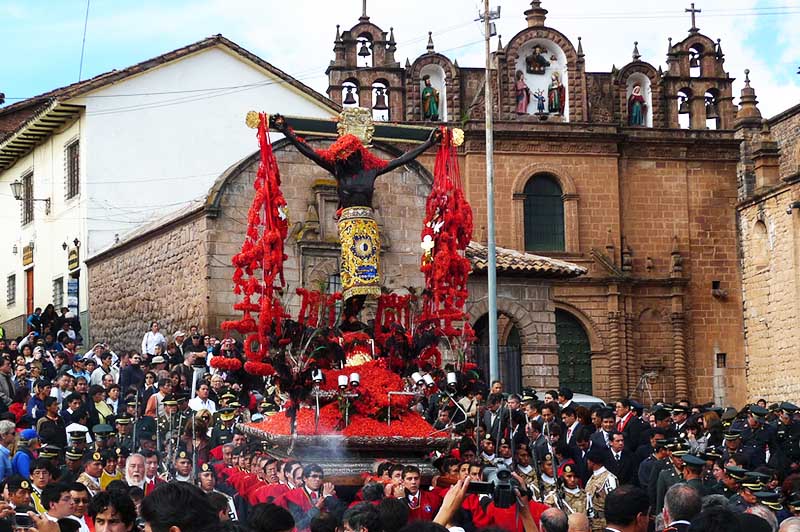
{"left": 514, "top": 39, "right": 569, "bottom": 120}
{"left": 626, "top": 73, "right": 653, "bottom": 127}
{"left": 419, "top": 64, "right": 447, "bottom": 121}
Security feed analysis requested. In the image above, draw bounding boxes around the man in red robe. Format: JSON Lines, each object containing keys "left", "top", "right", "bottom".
{"left": 274, "top": 464, "right": 341, "bottom": 532}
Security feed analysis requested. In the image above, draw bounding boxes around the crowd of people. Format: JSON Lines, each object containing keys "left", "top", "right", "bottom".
{"left": 0, "top": 310, "right": 799, "bottom": 532}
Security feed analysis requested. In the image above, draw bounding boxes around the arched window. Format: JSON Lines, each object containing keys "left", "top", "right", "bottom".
{"left": 752, "top": 220, "right": 769, "bottom": 270}
{"left": 677, "top": 88, "right": 692, "bottom": 129}
{"left": 371, "top": 81, "right": 389, "bottom": 122}
{"left": 689, "top": 44, "right": 703, "bottom": 77}
{"left": 523, "top": 174, "right": 565, "bottom": 252}
{"left": 342, "top": 80, "right": 359, "bottom": 108}
{"left": 705, "top": 89, "right": 720, "bottom": 130}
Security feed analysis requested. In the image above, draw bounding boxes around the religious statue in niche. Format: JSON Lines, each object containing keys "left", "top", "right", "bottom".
{"left": 525, "top": 44, "right": 551, "bottom": 75}
{"left": 548, "top": 71, "right": 565, "bottom": 115}
{"left": 421, "top": 75, "right": 440, "bottom": 121}
{"left": 533, "top": 89, "right": 546, "bottom": 114}
{"left": 628, "top": 84, "right": 647, "bottom": 126}
{"left": 515, "top": 70, "right": 530, "bottom": 115}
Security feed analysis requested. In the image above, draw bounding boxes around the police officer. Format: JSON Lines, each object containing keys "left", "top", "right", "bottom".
{"left": 776, "top": 402, "right": 800, "bottom": 466}
{"left": 680, "top": 454, "right": 709, "bottom": 496}
{"left": 721, "top": 429, "right": 754, "bottom": 466}
{"left": 60, "top": 447, "right": 84, "bottom": 484}
{"left": 655, "top": 440, "right": 688, "bottom": 514}
{"left": 729, "top": 472, "right": 763, "bottom": 512}
{"left": 740, "top": 405, "right": 776, "bottom": 467}
{"left": 209, "top": 408, "right": 237, "bottom": 448}
{"left": 157, "top": 394, "right": 181, "bottom": 450}
{"left": 114, "top": 415, "right": 134, "bottom": 451}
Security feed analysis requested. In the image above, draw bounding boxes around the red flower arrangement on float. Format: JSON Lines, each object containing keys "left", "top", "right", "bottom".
{"left": 222, "top": 120, "right": 476, "bottom": 443}
{"left": 209, "top": 356, "right": 243, "bottom": 372}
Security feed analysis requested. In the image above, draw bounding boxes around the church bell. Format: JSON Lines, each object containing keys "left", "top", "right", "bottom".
{"left": 689, "top": 54, "right": 700, "bottom": 68}
{"left": 678, "top": 97, "right": 690, "bottom": 114}
{"left": 705, "top": 99, "right": 719, "bottom": 120}
{"left": 358, "top": 40, "right": 371, "bottom": 58}
{"left": 343, "top": 86, "right": 357, "bottom": 105}
{"left": 373, "top": 87, "right": 388, "bottom": 110}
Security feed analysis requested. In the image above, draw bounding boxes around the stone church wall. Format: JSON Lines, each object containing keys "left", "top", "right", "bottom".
{"left": 739, "top": 187, "right": 800, "bottom": 401}
{"left": 87, "top": 212, "right": 210, "bottom": 350}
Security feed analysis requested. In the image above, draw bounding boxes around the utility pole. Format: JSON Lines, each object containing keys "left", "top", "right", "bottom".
{"left": 481, "top": 0, "right": 501, "bottom": 383}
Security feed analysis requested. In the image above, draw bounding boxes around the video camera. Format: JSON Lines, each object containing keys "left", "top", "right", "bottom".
{"left": 465, "top": 464, "right": 525, "bottom": 509}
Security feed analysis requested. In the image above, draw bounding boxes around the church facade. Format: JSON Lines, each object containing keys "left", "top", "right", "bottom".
{"left": 326, "top": 1, "right": 749, "bottom": 404}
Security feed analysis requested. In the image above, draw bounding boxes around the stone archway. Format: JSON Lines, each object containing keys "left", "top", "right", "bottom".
{"left": 473, "top": 312, "right": 523, "bottom": 393}
{"left": 466, "top": 282, "right": 560, "bottom": 391}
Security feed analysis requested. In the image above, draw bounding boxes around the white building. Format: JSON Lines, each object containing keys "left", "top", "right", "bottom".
{"left": 0, "top": 35, "right": 339, "bottom": 339}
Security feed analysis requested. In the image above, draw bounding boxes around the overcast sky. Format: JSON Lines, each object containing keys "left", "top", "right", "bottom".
{"left": 1, "top": 0, "right": 798, "bottom": 117}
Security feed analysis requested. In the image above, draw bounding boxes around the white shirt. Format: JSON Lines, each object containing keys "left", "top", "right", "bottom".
{"left": 566, "top": 420, "right": 579, "bottom": 442}
{"left": 188, "top": 397, "right": 217, "bottom": 413}
{"left": 90, "top": 365, "right": 119, "bottom": 386}
{"left": 141, "top": 331, "right": 166, "bottom": 355}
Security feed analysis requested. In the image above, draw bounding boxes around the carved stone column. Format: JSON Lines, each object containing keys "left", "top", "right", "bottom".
{"left": 607, "top": 311, "right": 622, "bottom": 399}
{"left": 625, "top": 311, "right": 636, "bottom": 395}
{"left": 671, "top": 312, "right": 688, "bottom": 398}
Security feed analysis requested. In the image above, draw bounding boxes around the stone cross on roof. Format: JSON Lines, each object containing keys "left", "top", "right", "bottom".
{"left": 686, "top": 3, "right": 701, "bottom": 33}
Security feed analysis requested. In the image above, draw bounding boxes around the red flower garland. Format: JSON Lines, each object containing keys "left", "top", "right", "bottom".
{"left": 209, "top": 357, "right": 243, "bottom": 372}
{"left": 419, "top": 127, "right": 473, "bottom": 340}
{"left": 221, "top": 113, "right": 289, "bottom": 375}
{"left": 315, "top": 134, "right": 388, "bottom": 171}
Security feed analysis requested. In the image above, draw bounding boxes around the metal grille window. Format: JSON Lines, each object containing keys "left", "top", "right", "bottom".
{"left": 65, "top": 140, "right": 80, "bottom": 199}
{"left": 326, "top": 272, "right": 343, "bottom": 318}
{"left": 21, "top": 172, "right": 34, "bottom": 225}
{"left": 53, "top": 277, "right": 64, "bottom": 308}
{"left": 523, "top": 174, "right": 565, "bottom": 252}
{"left": 6, "top": 275, "right": 15, "bottom": 306}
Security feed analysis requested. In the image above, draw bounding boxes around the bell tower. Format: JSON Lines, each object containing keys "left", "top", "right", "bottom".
{"left": 326, "top": 1, "right": 405, "bottom": 121}
{"left": 661, "top": 5, "right": 735, "bottom": 130}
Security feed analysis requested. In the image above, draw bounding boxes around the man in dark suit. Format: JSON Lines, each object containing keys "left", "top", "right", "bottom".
{"left": 662, "top": 483, "right": 702, "bottom": 532}
{"left": 482, "top": 393, "right": 508, "bottom": 444}
{"left": 615, "top": 398, "right": 645, "bottom": 453}
{"left": 606, "top": 431, "right": 637, "bottom": 485}
{"left": 590, "top": 409, "right": 615, "bottom": 450}
{"left": 561, "top": 406, "right": 583, "bottom": 451}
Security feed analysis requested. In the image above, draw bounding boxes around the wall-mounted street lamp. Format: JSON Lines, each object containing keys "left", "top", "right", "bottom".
{"left": 10, "top": 179, "right": 50, "bottom": 215}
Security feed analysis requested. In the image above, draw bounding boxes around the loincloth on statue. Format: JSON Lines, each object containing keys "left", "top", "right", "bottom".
{"left": 338, "top": 206, "right": 381, "bottom": 301}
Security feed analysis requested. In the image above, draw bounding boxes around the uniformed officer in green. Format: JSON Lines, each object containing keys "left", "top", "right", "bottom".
{"left": 114, "top": 415, "right": 134, "bottom": 451}
{"left": 680, "top": 454, "right": 709, "bottom": 496}
{"left": 157, "top": 394, "right": 182, "bottom": 450}
{"left": 92, "top": 424, "right": 115, "bottom": 451}
{"left": 60, "top": 447, "right": 85, "bottom": 484}
{"left": 655, "top": 440, "right": 688, "bottom": 514}
{"left": 209, "top": 408, "right": 237, "bottom": 448}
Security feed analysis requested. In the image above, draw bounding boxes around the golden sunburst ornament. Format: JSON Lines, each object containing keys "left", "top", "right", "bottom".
{"left": 451, "top": 128, "right": 465, "bottom": 147}
{"left": 245, "top": 110, "right": 261, "bottom": 129}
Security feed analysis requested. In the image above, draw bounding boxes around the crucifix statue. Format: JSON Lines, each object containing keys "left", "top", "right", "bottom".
{"left": 267, "top": 109, "right": 443, "bottom": 328}
{"left": 685, "top": 3, "right": 701, "bottom": 33}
